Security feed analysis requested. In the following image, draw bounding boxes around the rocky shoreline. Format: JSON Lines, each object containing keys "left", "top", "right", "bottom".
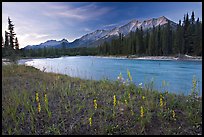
{"left": 96, "top": 54, "right": 202, "bottom": 61}
{"left": 2, "top": 54, "right": 202, "bottom": 66}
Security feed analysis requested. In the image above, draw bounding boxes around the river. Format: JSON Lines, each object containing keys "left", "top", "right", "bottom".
{"left": 18, "top": 56, "right": 202, "bottom": 96}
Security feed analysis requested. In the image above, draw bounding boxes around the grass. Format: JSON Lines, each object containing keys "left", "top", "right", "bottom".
{"left": 2, "top": 64, "right": 202, "bottom": 135}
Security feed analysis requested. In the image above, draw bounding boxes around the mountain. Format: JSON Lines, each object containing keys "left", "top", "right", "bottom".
{"left": 24, "top": 16, "right": 177, "bottom": 49}
{"left": 24, "top": 38, "right": 69, "bottom": 50}
{"left": 69, "top": 16, "right": 177, "bottom": 48}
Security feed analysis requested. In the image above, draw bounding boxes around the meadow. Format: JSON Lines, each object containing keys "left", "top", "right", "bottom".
{"left": 2, "top": 64, "right": 202, "bottom": 135}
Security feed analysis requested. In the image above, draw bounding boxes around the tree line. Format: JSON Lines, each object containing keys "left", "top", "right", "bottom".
{"left": 98, "top": 12, "right": 202, "bottom": 56}
{"left": 21, "top": 46, "right": 98, "bottom": 57}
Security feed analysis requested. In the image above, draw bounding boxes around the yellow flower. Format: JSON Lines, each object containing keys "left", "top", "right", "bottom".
{"left": 44, "top": 93, "right": 48, "bottom": 104}
{"left": 113, "top": 95, "right": 116, "bottom": 107}
{"left": 93, "top": 99, "right": 97, "bottom": 110}
{"left": 140, "top": 106, "right": 144, "bottom": 118}
{"left": 37, "top": 102, "right": 41, "bottom": 113}
{"left": 127, "top": 69, "right": 132, "bottom": 81}
{"left": 128, "top": 93, "right": 131, "bottom": 99}
{"left": 35, "top": 92, "right": 39, "bottom": 102}
{"left": 125, "top": 99, "right": 128, "bottom": 105}
{"left": 89, "top": 117, "right": 92, "bottom": 126}
{"left": 172, "top": 110, "right": 176, "bottom": 118}
{"left": 160, "top": 94, "right": 163, "bottom": 107}
{"left": 131, "top": 109, "right": 134, "bottom": 116}
{"left": 142, "top": 96, "right": 145, "bottom": 100}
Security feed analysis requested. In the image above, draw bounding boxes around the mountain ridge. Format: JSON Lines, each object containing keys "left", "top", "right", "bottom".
{"left": 24, "top": 16, "right": 177, "bottom": 50}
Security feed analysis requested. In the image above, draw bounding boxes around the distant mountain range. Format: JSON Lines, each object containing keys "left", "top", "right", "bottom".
{"left": 24, "top": 16, "right": 177, "bottom": 50}
{"left": 24, "top": 38, "right": 69, "bottom": 49}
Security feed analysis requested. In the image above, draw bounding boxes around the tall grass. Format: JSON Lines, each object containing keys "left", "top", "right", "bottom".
{"left": 2, "top": 64, "right": 202, "bottom": 135}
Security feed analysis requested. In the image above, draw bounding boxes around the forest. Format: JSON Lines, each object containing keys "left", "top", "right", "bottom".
{"left": 98, "top": 12, "right": 202, "bottom": 56}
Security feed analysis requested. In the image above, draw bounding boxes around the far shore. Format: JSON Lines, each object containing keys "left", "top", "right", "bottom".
{"left": 2, "top": 54, "right": 202, "bottom": 65}
{"left": 95, "top": 54, "right": 202, "bottom": 61}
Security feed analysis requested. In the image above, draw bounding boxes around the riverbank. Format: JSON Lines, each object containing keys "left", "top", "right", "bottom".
{"left": 3, "top": 54, "right": 202, "bottom": 64}
{"left": 96, "top": 54, "right": 202, "bottom": 61}
{"left": 2, "top": 64, "right": 202, "bottom": 135}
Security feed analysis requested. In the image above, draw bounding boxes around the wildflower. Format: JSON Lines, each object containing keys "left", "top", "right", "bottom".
{"left": 160, "top": 94, "right": 163, "bottom": 108}
{"left": 37, "top": 102, "right": 41, "bottom": 113}
{"left": 131, "top": 109, "right": 134, "bottom": 116}
{"left": 44, "top": 93, "right": 48, "bottom": 104}
{"left": 127, "top": 69, "right": 132, "bottom": 81}
{"left": 93, "top": 99, "right": 97, "bottom": 110}
{"left": 142, "top": 96, "right": 145, "bottom": 100}
{"left": 35, "top": 92, "right": 39, "bottom": 102}
{"left": 113, "top": 95, "right": 116, "bottom": 107}
{"left": 164, "top": 101, "right": 166, "bottom": 108}
{"left": 172, "top": 110, "right": 176, "bottom": 119}
{"left": 89, "top": 117, "right": 92, "bottom": 126}
{"left": 125, "top": 99, "right": 128, "bottom": 105}
{"left": 139, "top": 83, "right": 143, "bottom": 89}
{"left": 128, "top": 93, "right": 131, "bottom": 99}
{"left": 140, "top": 106, "right": 144, "bottom": 118}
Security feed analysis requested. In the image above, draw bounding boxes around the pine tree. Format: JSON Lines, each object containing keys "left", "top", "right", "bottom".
{"left": 173, "top": 20, "right": 181, "bottom": 54}
{"left": 129, "top": 31, "right": 134, "bottom": 54}
{"left": 155, "top": 25, "right": 162, "bottom": 55}
{"left": 144, "top": 30, "right": 149, "bottom": 55}
{"left": 191, "top": 11, "right": 195, "bottom": 24}
{"left": 161, "top": 25, "right": 168, "bottom": 55}
{"left": 185, "top": 13, "right": 190, "bottom": 28}
{"left": 136, "top": 28, "right": 140, "bottom": 54}
{"left": 148, "top": 27, "right": 156, "bottom": 56}
{"left": 8, "top": 17, "right": 16, "bottom": 49}
{"left": 194, "top": 17, "right": 202, "bottom": 55}
{"left": 183, "top": 13, "right": 189, "bottom": 54}
{"left": 167, "top": 21, "right": 173, "bottom": 55}
{"left": 178, "top": 20, "right": 184, "bottom": 54}
{"left": 137, "top": 26, "right": 144, "bottom": 55}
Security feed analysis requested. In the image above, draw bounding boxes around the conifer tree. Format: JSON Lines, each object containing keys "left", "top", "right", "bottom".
{"left": 8, "top": 17, "right": 16, "bottom": 49}
{"left": 191, "top": 11, "right": 195, "bottom": 24}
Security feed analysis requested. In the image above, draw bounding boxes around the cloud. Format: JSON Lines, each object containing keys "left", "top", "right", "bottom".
{"left": 16, "top": 33, "right": 50, "bottom": 47}
{"left": 28, "top": 33, "right": 49, "bottom": 39}
{"left": 43, "top": 3, "right": 112, "bottom": 21}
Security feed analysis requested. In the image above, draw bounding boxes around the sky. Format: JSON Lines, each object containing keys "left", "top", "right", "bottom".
{"left": 2, "top": 2, "right": 202, "bottom": 49}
